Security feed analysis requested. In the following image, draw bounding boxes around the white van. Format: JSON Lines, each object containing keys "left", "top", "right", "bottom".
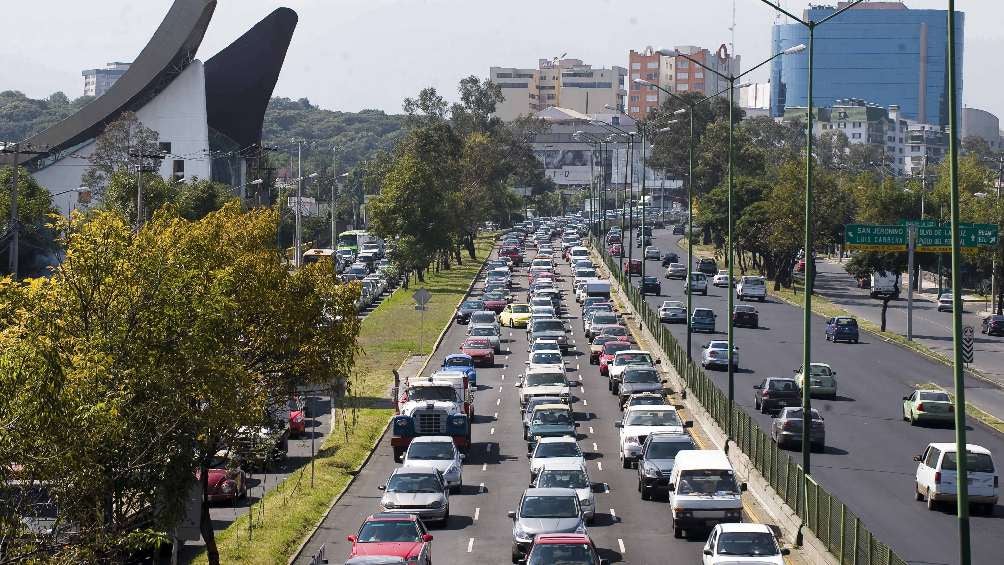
{"left": 914, "top": 442, "right": 997, "bottom": 514}
{"left": 578, "top": 280, "right": 611, "bottom": 303}
{"left": 668, "top": 450, "right": 745, "bottom": 538}
{"left": 568, "top": 246, "right": 590, "bottom": 264}
{"left": 736, "top": 276, "right": 767, "bottom": 302}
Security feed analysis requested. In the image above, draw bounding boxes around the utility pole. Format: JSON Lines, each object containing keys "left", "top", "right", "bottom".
{"left": 295, "top": 140, "right": 303, "bottom": 268}
{"left": 2, "top": 142, "right": 47, "bottom": 278}
{"left": 130, "top": 149, "right": 166, "bottom": 230}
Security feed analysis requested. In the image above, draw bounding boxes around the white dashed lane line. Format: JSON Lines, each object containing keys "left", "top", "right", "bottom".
{"left": 609, "top": 508, "right": 617, "bottom": 519}
{"left": 618, "top": 539, "right": 626, "bottom": 554}
{"left": 589, "top": 426, "right": 594, "bottom": 434}
{"left": 490, "top": 427, "right": 495, "bottom": 435}
{"left": 474, "top": 507, "right": 480, "bottom": 521}
{"left": 496, "top": 398, "right": 501, "bottom": 406}
{"left": 597, "top": 461, "right": 603, "bottom": 471}
{"left": 479, "top": 482, "right": 486, "bottom": 493}
{"left": 468, "top": 538, "right": 475, "bottom": 552}
{"left": 592, "top": 442, "right": 598, "bottom": 451}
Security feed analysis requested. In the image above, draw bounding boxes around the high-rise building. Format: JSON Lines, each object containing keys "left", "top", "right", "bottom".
{"left": 770, "top": 2, "right": 964, "bottom": 126}
{"left": 626, "top": 45, "right": 740, "bottom": 120}
{"left": 961, "top": 107, "right": 1002, "bottom": 151}
{"left": 490, "top": 58, "right": 626, "bottom": 121}
{"left": 82, "top": 62, "right": 132, "bottom": 97}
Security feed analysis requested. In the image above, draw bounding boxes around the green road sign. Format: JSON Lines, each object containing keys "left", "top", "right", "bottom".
{"left": 844, "top": 224, "right": 906, "bottom": 251}
{"left": 915, "top": 224, "right": 999, "bottom": 253}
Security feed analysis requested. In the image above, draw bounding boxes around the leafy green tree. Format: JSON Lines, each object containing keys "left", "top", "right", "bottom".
{"left": 0, "top": 166, "right": 59, "bottom": 277}
{"left": 82, "top": 112, "right": 162, "bottom": 197}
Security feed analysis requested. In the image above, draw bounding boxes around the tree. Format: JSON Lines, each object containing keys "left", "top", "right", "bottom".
{"left": 82, "top": 112, "right": 162, "bottom": 197}
{"left": 0, "top": 166, "right": 59, "bottom": 277}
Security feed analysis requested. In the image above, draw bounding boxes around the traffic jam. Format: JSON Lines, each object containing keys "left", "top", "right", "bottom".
{"left": 339, "top": 217, "right": 793, "bottom": 565}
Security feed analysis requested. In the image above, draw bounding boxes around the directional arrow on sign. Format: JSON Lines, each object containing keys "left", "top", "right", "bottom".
{"left": 962, "top": 325, "right": 974, "bottom": 364}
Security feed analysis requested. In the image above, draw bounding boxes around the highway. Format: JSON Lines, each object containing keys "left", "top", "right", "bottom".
{"left": 296, "top": 237, "right": 760, "bottom": 565}
{"left": 621, "top": 225, "right": 1004, "bottom": 565}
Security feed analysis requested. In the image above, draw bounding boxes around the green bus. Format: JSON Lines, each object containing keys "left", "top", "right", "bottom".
{"left": 336, "top": 230, "right": 370, "bottom": 253}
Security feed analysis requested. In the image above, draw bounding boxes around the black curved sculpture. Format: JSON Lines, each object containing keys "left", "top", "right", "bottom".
{"left": 205, "top": 8, "right": 298, "bottom": 150}
{"left": 5, "top": 0, "right": 217, "bottom": 164}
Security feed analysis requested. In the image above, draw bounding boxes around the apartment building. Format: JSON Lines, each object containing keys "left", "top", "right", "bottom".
{"left": 490, "top": 58, "right": 627, "bottom": 121}
{"left": 626, "top": 45, "right": 740, "bottom": 120}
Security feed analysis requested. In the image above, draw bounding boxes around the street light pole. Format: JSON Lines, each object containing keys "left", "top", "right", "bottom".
{"left": 295, "top": 140, "right": 303, "bottom": 268}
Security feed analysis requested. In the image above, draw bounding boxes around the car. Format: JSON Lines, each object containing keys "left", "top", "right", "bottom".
{"left": 771, "top": 407, "right": 825, "bottom": 451}
{"left": 824, "top": 316, "right": 859, "bottom": 343}
{"left": 402, "top": 436, "right": 464, "bottom": 493}
{"left": 607, "top": 350, "right": 659, "bottom": 394}
{"left": 482, "top": 292, "right": 509, "bottom": 313}
{"left": 460, "top": 337, "right": 495, "bottom": 367}
{"left": 701, "top": 340, "right": 738, "bottom": 370}
{"left": 712, "top": 270, "right": 730, "bottom": 287}
{"left": 455, "top": 300, "right": 485, "bottom": 324}
{"left": 622, "top": 392, "right": 667, "bottom": 411}
{"left": 661, "top": 252, "right": 680, "bottom": 267}
{"left": 637, "top": 433, "right": 698, "bottom": 500}
{"left": 937, "top": 292, "right": 953, "bottom": 312}
{"left": 672, "top": 224, "right": 686, "bottom": 235}
{"left": 658, "top": 300, "right": 687, "bottom": 323}
{"left": 522, "top": 395, "right": 565, "bottom": 431}
{"left": 526, "top": 350, "right": 566, "bottom": 373}
{"left": 736, "top": 275, "right": 767, "bottom": 302}
{"left": 597, "top": 325, "right": 633, "bottom": 343}
{"left": 691, "top": 308, "right": 716, "bottom": 333}
{"left": 617, "top": 366, "right": 665, "bottom": 404}
{"left": 346, "top": 513, "right": 433, "bottom": 565}
{"left": 508, "top": 488, "right": 587, "bottom": 563}
{"left": 617, "top": 405, "right": 690, "bottom": 468}
{"left": 665, "top": 263, "right": 687, "bottom": 279}
{"left": 640, "top": 275, "right": 661, "bottom": 295}
{"left": 753, "top": 378, "right": 800, "bottom": 414}
{"left": 288, "top": 396, "right": 306, "bottom": 438}
{"left": 529, "top": 339, "right": 562, "bottom": 355}
{"left": 530, "top": 305, "right": 557, "bottom": 321}
{"left": 982, "top": 314, "right": 1004, "bottom": 336}
{"left": 732, "top": 305, "right": 759, "bottom": 329}
{"left": 684, "top": 272, "right": 709, "bottom": 295}
{"left": 518, "top": 368, "right": 572, "bottom": 407}
{"left": 608, "top": 243, "right": 623, "bottom": 257}
{"left": 697, "top": 257, "right": 718, "bottom": 275}
{"left": 598, "top": 340, "right": 633, "bottom": 376}
{"left": 794, "top": 363, "right": 838, "bottom": 399}
{"left": 468, "top": 324, "right": 502, "bottom": 353}
{"left": 644, "top": 246, "right": 661, "bottom": 260}
{"left": 521, "top": 533, "right": 607, "bottom": 565}
{"left": 528, "top": 318, "right": 570, "bottom": 352}
{"left": 701, "top": 522, "right": 790, "bottom": 565}
{"left": 531, "top": 462, "right": 596, "bottom": 524}
{"left": 588, "top": 335, "right": 620, "bottom": 365}
{"left": 902, "top": 389, "right": 955, "bottom": 426}
{"left": 623, "top": 259, "right": 642, "bottom": 276}
{"left": 528, "top": 437, "right": 585, "bottom": 481}
{"left": 914, "top": 442, "right": 997, "bottom": 513}
{"left": 525, "top": 403, "right": 576, "bottom": 444}
{"left": 200, "top": 449, "right": 248, "bottom": 502}
{"left": 584, "top": 311, "right": 620, "bottom": 339}
{"left": 440, "top": 354, "right": 477, "bottom": 386}
{"left": 378, "top": 466, "right": 450, "bottom": 525}
{"left": 468, "top": 310, "right": 500, "bottom": 333}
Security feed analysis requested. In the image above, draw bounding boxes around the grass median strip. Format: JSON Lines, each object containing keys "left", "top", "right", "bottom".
{"left": 193, "top": 234, "right": 495, "bottom": 565}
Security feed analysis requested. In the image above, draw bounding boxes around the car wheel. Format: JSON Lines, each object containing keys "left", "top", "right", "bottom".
{"left": 640, "top": 481, "right": 651, "bottom": 500}
{"left": 902, "top": 406, "right": 909, "bottom": 422}
{"left": 511, "top": 546, "right": 521, "bottom": 564}
{"left": 926, "top": 490, "right": 937, "bottom": 511}
{"left": 915, "top": 483, "right": 924, "bottom": 501}
{"left": 702, "top": 290, "right": 707, "bottom": 296}
{"left": 909, "top": 413, "right": 917, "bottom": 426}
{"left": 673, "top": 526, "right": 683, "bottom": 538}
{"left": 622, "top": 456, "right": 631, "bottom": 469}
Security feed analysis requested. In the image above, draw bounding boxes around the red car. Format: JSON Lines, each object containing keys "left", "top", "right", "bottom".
{"left": 482, "top": 295, "right": 508, "bottom": 313}
{"left": 197, "top": 449, "right": 247, "bottom": 502}
{"left": 524, "top": 533, "right": 606, "bottom": 565}
{"left": 347, "top": 513, "right": 433, "bottom": 564}
{"left": 623, "top": 259, "right": 642, "bottom": 276}
{"left": 461, "top": 337, "right": 495, "bottom": 367}
{"left": 598, "top": 340, "right": 632, "bottom": 376}
{"left": 608, "top": 244, "right": 623, "bottom": 257}
{"left": 288, "top": 396, "right": 306, "bottom": 438}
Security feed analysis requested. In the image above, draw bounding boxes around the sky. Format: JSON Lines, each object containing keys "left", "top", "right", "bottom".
{"left": 2, "top": 1, "right": 1001, "bottom": 120}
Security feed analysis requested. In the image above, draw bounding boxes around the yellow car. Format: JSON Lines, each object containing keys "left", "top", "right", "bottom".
{"left": 500, "top": 303, "right": 532, "bottom": 328}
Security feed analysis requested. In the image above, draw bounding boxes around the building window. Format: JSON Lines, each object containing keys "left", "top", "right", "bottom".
{"left": 692, "top": 83, "right": 704, "bottom": 92}
{"left": 678, "top": 84, "right": 689, "bottom": 91}
{"left": 546, "top": 94, "right": 555, "bottom": 100}
{"left": 158, "top": 141, "right": 172, "bottom": 155}
{"left": 646, "top": 73, "right": 657, "bottom": 80}
{"left": 630, "top": 106, "right": 641, "bottom": 113}
{"left": 172, "top": 160, "right": 185, "bottom": 180}
{"left": 852, "top": 133, "right": 862, "bottom": 139}
{"left": 630, "top": 95, "right": 639, "bottom": 102}
{"left": 837, "top": 122, "right": 846, "bottom": 128}
{"left": 852, "top": 122, "right": 862, "bottom": 128}
{"left": 632, "top": 62, "right": 641, "bottom": 69}
{"left": 646, "top": 61, "right": 659, "bottom": 69}
{"left": 676, "top": 73, "right": 688, "bottom": 80}
{"left": 694, "top": 72, "right": 704, "bottom": 79}
{"left": 495, "top": 72, "right": 513, "bottom": 79}
{"left": 646, "top": 94, "right": 658, "bottom": 102}
{"left": 678, "top": 60, "right": 689, "bottom": 68}
{"left": 911, "top": 146, "right": 920, "bottom": 152}
{"left": 499, "top": 83, "right": 529, "bottom": 89}
{"left": 899, "top": 147, "right": 904, "bottom": 154}
{"left": 631, "top": 73, "right": 640, "bottom": 80}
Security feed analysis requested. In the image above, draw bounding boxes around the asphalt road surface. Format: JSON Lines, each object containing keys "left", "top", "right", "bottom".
{"left": 296, "top": 239, "right": 766, "bottom": 565}
{"left": 621, "top": 225, "right": 1004, "bottom": 565}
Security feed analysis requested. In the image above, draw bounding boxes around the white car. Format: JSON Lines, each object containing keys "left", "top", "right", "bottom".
{"left": 737, "top": 275, "right": 767, "bottom": 302}
{"left": 665, "top": 263, "right": 687, "bottom": 279}
{"left": 617, "top": 405, "right": 689, "bottom": 468}
{"left": 518, "top": 367, "right": 572, "bottom": 406}
{"left": 608, "top": 350, "right": 659, "bottom": 394}
{"left": 684, "top": 272, "right": 709, "bottom": 295}
{"left": 526, "top": 350, "right": 566, "bottom": 373}
{"left": 402, "top": 436, "right": 464, "bottom": 493}
{"left": 914, "top": 442, "right": 997, "bottom": 513}
{"left": 702, "top": 523, "right": 789, "bottom": 565}
{"left": 528, "top": 436, "right": 584, "bottom": 481}
{"left": 937, "top": 293, "right": 953, "bottom": 312}
{"left": 644, "top": 246, "right": 661, "bottom": 260}
{"left": 701, "top": 340, "right": 738, "bottom": 370}
{"left": 659, "top": 300, "right": 687, "bottom": 323}
{"left": 532, "top": 461, "right": 596, "bottom": 523}
{"left": 712, "top": 270, "right": 731, "bottom": 287}
{"left": 467, "top": 324, "right": 502, "bottom": 353}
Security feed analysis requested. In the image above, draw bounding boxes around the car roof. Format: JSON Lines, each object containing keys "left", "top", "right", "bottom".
{"left": 390, "top": 465, "right": 440, "bottom": 476}
{"left": 647, "top": 432, "right": 694, "bottom": 442}
{"left": 537, "top": 436, "right": 577, "bottom": 444}
{"left": 523, "top": 487, "right": 578, "bottom": 497}
{"left": 673, "top": 449, "right": 732, "bottom": 471}
{"left": 534, "top": 533, "right": 593, "bottom": 544}
{"left": 533, "top": 403, "right": 572, "bottom": 411}
{"left": 409, "top": 435, "right": 456, "bottom": 444}
{"left": 366, "top": 512, "right": 419, "bottom": 522}
{"left": 615, "top": 349, "right": 649, "bottom": 355}
{"left": 927, "top": 442, "right": 992, "bottom": 455}
{"left": 443, "top": 353, "right": 473, "bottom": 361}
{"left": 537, "top": 460, "right": 587, "bottom": 472}
{"left": 626, "top": 404, "right": 676, "bottom": 412}
{"left": 716, "top": 522, "right": 774, "bottom": 534}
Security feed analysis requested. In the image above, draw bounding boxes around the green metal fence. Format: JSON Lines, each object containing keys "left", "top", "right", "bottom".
{"left": 592, "top": 238, "right": 907, "bottom": 565}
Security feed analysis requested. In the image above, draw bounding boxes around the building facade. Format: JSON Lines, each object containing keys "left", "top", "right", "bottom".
{"left": 626, "top": 45, "right": 740, "bottom": 120}
{"left": 490, "top": 58, "right": 626, "bottom": 121}
{"left": 961, "top": 107, "right": 1001, "bottom": 151}
{"left": 770, "top": 2, "right": 964, "bottom": 127}
{"left": 82, "top": 62, "right": 132, "bottom": 97}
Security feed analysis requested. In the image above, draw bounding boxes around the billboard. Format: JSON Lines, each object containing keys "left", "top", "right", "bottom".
{"left": 535, "top": 148, "right": 598, "bottom": 185}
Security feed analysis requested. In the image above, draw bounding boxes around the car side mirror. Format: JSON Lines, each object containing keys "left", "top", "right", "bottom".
{"left": 347, "top": 535, "right": 357, "bottom": 543}
{"left": 655, "top": 358, "right": 662, "bottom": 364}
{"left": 903, "top": 396, "right": 910, "bottom": 401}
{"left": 684, "top": 420, "right": 694, "bottom": 428}
{"left": 667, "top": 482, "right": 675, "bottom": 491}
{"left": 913, "top": 455, "right": 923, "bottom": 462}
{"left": 754, "top": 384, "right": 763, "bottom": 389}
{"left": 525, "top": 360, "right": 530, "bottom": 365}
{"left": 703, "top": 549, "right": 713, "bottom": 556}
{"left": 781, "top": 548, "right": 791, "bottom": 556}
{"left": 507, "top": 510, "right": 517, "bottom": 519}
{"left": 614, "top": 422, "right": 622, "bottom": 428}
{"left": 740, "top": 482, "right": 748, "bottom": 491}
{"left": 377, "top": 485, "right": 386, "bottom": 490}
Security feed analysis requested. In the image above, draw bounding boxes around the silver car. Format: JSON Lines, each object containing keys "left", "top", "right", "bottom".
{"left": 508, "top": 487, "right": 586, "bottom": 562}
{"left": 402, "top": 436, "right": 464, "bottom": 493}
{"left": 468, "top": 324, "right": 502, "bottom": 353}
{"left": 379, "top": 466, "right": 450, "bottom": 525}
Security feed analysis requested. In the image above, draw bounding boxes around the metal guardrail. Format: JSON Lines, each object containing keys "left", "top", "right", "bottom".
{"left": 592, "top": 236, "right": 907, "bottom": 565}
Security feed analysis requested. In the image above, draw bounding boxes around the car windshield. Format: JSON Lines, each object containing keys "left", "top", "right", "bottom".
{"left": 470, "top": 314, "right": 495, "bottom": 324}
{"left": 942, "top": 452, "right": 995, "bottom": 473}
{"left": 532, "top": 352, "right": 563, "bottom": 365}
{"left": 783, "top": 409, "right": 822, "bottom": 421}
{"left": 511, "top": 304, "right": 530, "bottom": 313}
{"left": 533, "top": 410, "right": 573, "bottom": 426}
{"left": 592, "top": 313, "right": 618, "bottom": 325}
{"left": 735, "top": 306, "right": 755, "bottom": 313}
{"left": 717, "top": 532, "right": 779, "bottom": 556}
{"left": 533, "top": 320, "right": 565, "bottom": 332}
{"left": 628, "top": 396, "right": 665, "bottom": 407}
{"left": 461, "top": 301, "right": 483, "bottom": 310}
{"left": 464, "top": 339, "right": 491, "bottom": 349}
{"left": 537, "top": 469, "right": 589, "bottom": 489}
{"left": 520, "top": 495, "right": 579, "bottom": 518}
{"left": 693, "top": 310, "right": 713, "bottom": 318}
{"left": 603, "top": 342, "right": 630, "bottom": 354}
{"left": 835, "top": 318, "right": 857, "bottom": 326}
{"left": 643, "top": 276, "right": 657, "bottom": 284}
{"left": 767, "top": 380, "right": 797, "bottom": 392}
{"left": 525, "top": 373, "right": 566, "bottom": 387}
{"left": 535, "top": 442, "right": 582, "bottom": 458}
{"left": 625, "top": 410, "right": 680, "bottom": 427}
{"left": 357, "top": 520, "right": 424, "bottom": 542}
{"left": 444, "top": 357, "right": 472, "bottom": 368}
{"left": 917, "top": 391, "right": 950, "bottom": 402}
{"left": 592, "top": 336, "right": 616, "bottom": 347}
{"left": 677, "top": 470, "right": 739, "bottom": 495}
{"left": 615, "top": 353, "right": 652, "bottom": 365}
{"left": 623, "top": 369, "right": 660, "bottom": 384}
{"left": 602, "top": 326, "right": 628, "bottom": 337}
{"left": 470, "top": 327, "right": 497, "bottom": 337}
{"left": 406, "top": 386, "right": 457, "bottom": 402}
{"left": 646, "top": 440, "right": 695, "bottom": 460}
{"left": 527, "top": 543, "right": 595, "bottom": 565}
{"left": 808, "top": 365, "right": 832, "bottom": 376}
{"left": 407, "top": 442, "right": 455, "bottom": 460}
{"left": 386, "top": 473, "right": 442, "bottom": 493}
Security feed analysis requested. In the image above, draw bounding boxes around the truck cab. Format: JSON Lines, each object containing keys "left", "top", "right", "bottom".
{"left": 392, "top": 377, "right": 470, "bottom": 461}
{"left": 668, "top": 450, "right": 745, "bottom": 538}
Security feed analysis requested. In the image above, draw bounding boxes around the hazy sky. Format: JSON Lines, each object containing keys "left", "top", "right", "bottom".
{"left": 2, "top": 1, "right": 1001, "bottom": 119}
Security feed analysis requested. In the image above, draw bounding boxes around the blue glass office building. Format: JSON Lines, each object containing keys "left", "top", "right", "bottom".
{"left": 770, "top": 3, "right": 963, "bottom": 126}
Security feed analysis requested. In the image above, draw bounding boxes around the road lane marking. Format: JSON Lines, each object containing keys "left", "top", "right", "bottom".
{"left": 618, "top": 538, "right": 626, "bottom": 553}
{"left": 467, "top": 538, "right": 475, "bottom": 552}
{"left": 501, "top": 374, "right": 505, "bottom": 381}
{"left": 490, "top": 427, "right": 495, "bottom": 435}
{"left": 474, "top": 507, "right": 480, "bottom": 521}
{"left": 481, "top": 463, "right": 487, "bottom": 471}
{"left": 493, "top": 412, "right": 498, "bottom": 420}
{"left": 496, "top": 398, "right": 501, "bottom": 406}
{"left": 479, "top": 482, "right": 486, "bottom": 493}
{"left": 597, "top": 461, "right": 603, "bottom": 471}
{"left": 589, "top": 426, "right": 594, "bottom": 434}
{"left": 583, "top": 399, "right": 588, "bottom": 406}
{"left": 593, "top": 442, "right": 598, "bottom": 451}
{"left": 486, "top": 443, "right": 493, "bottom": 454}
{"left": 610, "top": 508, "right": 617, "bottom": 519}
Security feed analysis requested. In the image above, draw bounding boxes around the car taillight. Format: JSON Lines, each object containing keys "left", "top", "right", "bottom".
{"left": 916, "top": 403, "right": 925, "bottom": 412}
{"left": 761, "top": 393, "right": 770, "bottom": 399}
{"left": 783, "top": 422, "right": 795, "bottom": 430}
{"left": 935, "top": 472, "right": 941, "bottom": 484}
